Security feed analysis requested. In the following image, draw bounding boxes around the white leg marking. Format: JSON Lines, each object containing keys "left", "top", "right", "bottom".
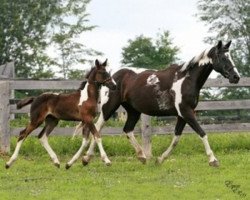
{"left": 158, "top": 135, "right": 180, "bottom": 163}
{"left": 171, "top": 77, "right": 185, "bottom": 117}
{"left": 200, "top": 135, "right": 217, "bottom": 163}
{"left": 72, "top": 122, "right": 83, "bottom": 138}
{"left": 67, "top": 138, "right": 89, "bottom": 166}
{"left": 39, "top": 134, "right": 60, "bottom": 165}
{"left": 95, "top": 137, "right": 111, "bottom": 165}
{"left": 6, "top": 140, "right": 24, "bottom": 166}
{"left": 127, "top": 132, "right": 146, "bottom": 157}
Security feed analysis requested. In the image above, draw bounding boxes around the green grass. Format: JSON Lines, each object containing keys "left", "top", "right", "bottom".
{"left": 0, "top": 133, "right": 250, "bottom": 200}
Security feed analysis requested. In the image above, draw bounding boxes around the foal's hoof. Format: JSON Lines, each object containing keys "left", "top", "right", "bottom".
{"left": 209, "top": 160, "right": 219, "bottom": 167}
{"left": 82, "top": 158, "right": 89, "bottom": 166}
{"left": 138, "top": 156, "right": 147, "bottom": 164}
{"left": 65, "top": 163, "right": 71, "bottom": 170}
{"left": 5, "top": 164, "right": 10, "bottom": 169}
{"left": 155, "top": 157, "right": 163, "bottom": 165}
{"left": 54, "top": 163, "right": 60, "bottom": 168}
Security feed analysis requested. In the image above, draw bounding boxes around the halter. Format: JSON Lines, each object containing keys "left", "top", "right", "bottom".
{"left": 91, "top": 77, "right": 112, "bottom": 88}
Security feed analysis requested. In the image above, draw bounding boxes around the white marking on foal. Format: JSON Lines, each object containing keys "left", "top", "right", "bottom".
{"left": 200, "top": 135, "right": 217, "bottom": 163}
{"left": 39, "top": 134, "right": 60, "bottom": 165}
{"left": 171, "top": 77, "right": 185, "bottom": 117}
{"left": 6, "top": 140, "right": 23, "bottom": 167}
{"left": 67, "top": 138, "right": 89, "bottom": 167}
{"left": 95, "top": 137, "right": 111, "bottom": 164}
{"left": 146, "top": 74, "right": 160, "bottom": 85}
{"left": 78, "top": 82, "right": 89, "bottom": 105}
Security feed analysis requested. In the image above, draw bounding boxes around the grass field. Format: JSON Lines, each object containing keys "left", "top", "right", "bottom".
{"left": 0, "top": 132, "right": 249, "bottom": 200}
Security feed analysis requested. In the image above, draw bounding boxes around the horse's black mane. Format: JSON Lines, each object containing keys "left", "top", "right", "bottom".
{"left": 85, "top": 67, "right": 95, "bottom": 79}
{"left": 78, "top": 81, "right": 87, "bottom": 90}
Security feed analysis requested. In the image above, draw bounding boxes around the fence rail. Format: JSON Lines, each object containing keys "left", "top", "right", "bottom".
{"left": 1, "top": 77, "right": 250, "bottom": 153}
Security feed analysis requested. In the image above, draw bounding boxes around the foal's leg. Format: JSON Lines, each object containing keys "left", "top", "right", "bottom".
{"left": 6, "top": 122, "right": 41, "bottom": 168}
{"left": 182, "top": 109, "right": 219, "bottom": 167}
{"left": 157, "top": 116, "right": 186, "bottom": 164}
{"left": 66, "top": 124, "right": 90, "bottom": 169}
{"left": 123, "top": 104, "right": 146, "bottom": 164}
{"left": 82, "top": 112, "right": 105, "bottom": 165}
{"left": 83, "top": 96, "right": 121, "bottom": 165}
{"left": 85, "top": 121, "right": 111, "bottom": 166}
{"left": 38, "top": 116, "right": 60, "bottom": 168}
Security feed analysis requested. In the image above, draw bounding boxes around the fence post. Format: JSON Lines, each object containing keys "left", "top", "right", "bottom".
{"left": 0, "top": 81, "right": 11, "bottom": 153}
{"left": 140, "top": 114, "right": 152, "bottom": 159}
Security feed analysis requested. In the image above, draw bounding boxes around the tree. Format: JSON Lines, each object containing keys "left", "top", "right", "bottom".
{"left": 121, "top": 31, "right": 179, "bottom": 69}
{"left": 0, "top": 0, "right": 98, "bottom": 79}
{"left": 196, "top": 0, "right": 250, "bottom": 121}
{"left": 49, "top": 0, "right": 101, "bottom": 79}
{"left": 196, "top": 0, "right": 250, "bottom": 77}
{"left": 0, "top": 0, "right": 57, "bottom": 78}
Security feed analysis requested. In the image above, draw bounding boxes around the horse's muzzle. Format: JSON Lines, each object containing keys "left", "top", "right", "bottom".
{"left": 229, "top": 74, "right": 240, "bottom": 84}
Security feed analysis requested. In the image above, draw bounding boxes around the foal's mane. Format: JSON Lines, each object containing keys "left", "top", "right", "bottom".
{"left": 78, "top": 81, "right": 87, "bottom": 90}
{"left": 85, "top": 67, "right": 96, "bottom": 79}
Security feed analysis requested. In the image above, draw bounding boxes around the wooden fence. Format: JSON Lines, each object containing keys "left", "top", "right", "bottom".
{"left": 1, "top": 76, "right": 250, "bottom": 154}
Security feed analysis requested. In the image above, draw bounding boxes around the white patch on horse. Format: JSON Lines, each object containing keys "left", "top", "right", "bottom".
{"left": 180, "top": 48, "right": 213, "bottom": 72}
{"left": 225, "top": 52, "right": 240, "bottom": 77}
{"left": 171, "top": 77, "right": 185, "bottom": 117}
{"left": 97, "top": 86, "right": 109, "bottom": 112}
{"left": 147, "top": 74, "right": 160, "bottom": 85}
{"left": 78, "top": 82, "right": 89, "bottom": 105}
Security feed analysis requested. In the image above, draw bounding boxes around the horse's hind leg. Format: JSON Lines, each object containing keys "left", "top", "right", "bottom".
{"left": 123, "top": 104, "right": 146, "bottom": 164}
{"left": 38, "top": 116, "right": 60, "bottom": 168}
{"left": 66, "top": 124, "right": 90, "bottom": 169}
{"left": 5, "top": 122, "right": 41, "bottom": 169}
{"left": 157, "top": 116, "right": 186, "bottom": 164}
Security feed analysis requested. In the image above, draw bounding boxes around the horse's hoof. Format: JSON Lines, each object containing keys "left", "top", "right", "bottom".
{"left": 54, "top": 163, "right": 60, "bottom": 168}
{"left": 65, "top": 163, "right": 71, "bottom": 170}
{"left": 105, "top": 161, "right": 112, "bottom": 166}
{"left": 138, "top": 156, "right": 147, "bottom": 164}
{"left": 82, "top": 158, "right": 89, "bottom": 166}
{"left": 209, "top": 160, "right": 219, "bottom": 167}
{"left": 5, "top": 164, "right": 10, "bottom": 169}
{"left": 155, "top": 157, "right": 163, "bottom": 165}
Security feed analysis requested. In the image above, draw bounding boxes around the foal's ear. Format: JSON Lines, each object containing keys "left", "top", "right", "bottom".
{"left": 224, "top": 40, "right": 232, "bottom": 50}
{"left": 217, "top": 40, "right": 223, "bottom": 50}
{"left": 95, "top": 59, "right": 100, "bottom": 68}
{"left": 103, "top": 59, "right": 108, "bottom": 67}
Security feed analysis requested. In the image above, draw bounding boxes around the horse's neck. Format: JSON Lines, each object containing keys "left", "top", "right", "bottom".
{"left": 190, "top": 63, "right": 213, "bottom": 90}
{"left": 87, "top": 82, "right": 99, "bottom": 101}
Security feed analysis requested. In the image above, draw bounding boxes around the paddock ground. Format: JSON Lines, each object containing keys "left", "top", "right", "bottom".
{"left": 0, "top": 133, "right": 249, "bottom": 200}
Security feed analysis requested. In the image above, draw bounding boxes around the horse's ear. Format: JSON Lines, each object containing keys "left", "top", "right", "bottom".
{"left": 103, "top": 59, "right": 108, "bottom": 67}
{"left": 224, "top": 40, "right": 232, "bottom": 50}
{"left": 95, "top": 59, "right": 101, "bottom": 69}
{"left": 95, "top": 59, "right": 100, "bottom": 66}
{"left": 217, "top": 40, "right": 223, "bottom": 50}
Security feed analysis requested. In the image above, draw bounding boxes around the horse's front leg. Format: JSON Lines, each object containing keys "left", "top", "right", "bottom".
{"left": 182, "top": 109, "right": 219, "bottom": 167}
{"left": 86, "top": 122, "right": 111, "bottom": 166}
{"left": 66, "top": 124, "right": 90, "bottom": 169}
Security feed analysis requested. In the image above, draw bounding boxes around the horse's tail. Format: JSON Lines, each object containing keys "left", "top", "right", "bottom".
{"left": 16, "top": 97, "right": 35, "bottom": 109}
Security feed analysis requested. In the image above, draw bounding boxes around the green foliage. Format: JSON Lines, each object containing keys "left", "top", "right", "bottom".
{"left": 0, "top": 0, "right": 57, "bottom": 78}
{"left": 121, "top": 31, "right": 179, "bottom": 69}
{"left": 0, "top": 0, "right": 98, "bottom": 79}
{"left": 196, "top": 0, "right": 250, "bottom": 119}
{"left": 50, "top": 0, "right": 102, "bottom": 79}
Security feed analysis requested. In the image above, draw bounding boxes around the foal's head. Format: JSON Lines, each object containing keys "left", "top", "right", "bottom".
{"left": 208, "top": 41, "right": 240, "bottom": 83}
{"left": 86, "top": 59, "right": 116, "bottom": 90}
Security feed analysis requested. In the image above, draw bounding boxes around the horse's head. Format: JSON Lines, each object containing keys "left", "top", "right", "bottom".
{"left": 88, "top": 59, "right": 116, "bottom": 90}
{"left": 208, "top": 41, "right": 240, "bottom": 83}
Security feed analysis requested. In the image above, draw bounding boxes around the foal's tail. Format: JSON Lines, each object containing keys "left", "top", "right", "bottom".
{"left": 16, "top": 97, "right": 35, "bottom": 109}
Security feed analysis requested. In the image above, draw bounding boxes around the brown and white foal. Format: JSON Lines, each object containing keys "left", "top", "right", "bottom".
{"left": 6, "top": 59, "right": 116, "bottom": 169}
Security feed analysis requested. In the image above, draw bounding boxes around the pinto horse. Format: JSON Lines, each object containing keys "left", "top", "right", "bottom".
{"left": 5, "top": 59, "right": 116, "bottom": 169}
{"left": 79, "top": 41, "right": 240, "bottom": 167}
